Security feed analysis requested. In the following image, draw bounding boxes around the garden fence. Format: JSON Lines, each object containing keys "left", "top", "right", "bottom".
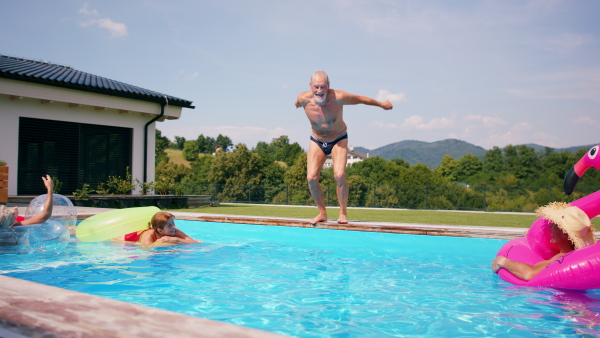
{"left": 173, "top": 183, "right": 599, "bottom": 212}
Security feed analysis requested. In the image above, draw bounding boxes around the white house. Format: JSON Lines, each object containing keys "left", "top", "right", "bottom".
{"left": 0, "top": 54, "right": 194, "bottom": 196}
{"left": 323, "top": 146, "right": 369, "bottom": 168}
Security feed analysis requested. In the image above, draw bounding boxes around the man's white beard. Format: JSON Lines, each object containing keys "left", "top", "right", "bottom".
{"left": 314, "top": 92, "right": 327, "bottom": 104}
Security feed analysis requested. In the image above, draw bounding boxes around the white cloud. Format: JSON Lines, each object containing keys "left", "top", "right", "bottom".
{"left": 79, "top": 3, "right": 128, "bottom": 38}
{"left": 79, "top": 2, "right": 98, "bottom": 16}
{"left": 477, "top": 122, "right": 537, "bottom": 149}
{"left": 376, "top": 89, "right": 407, "bottom": 103}
{"left": 531, "top": 131, "right": 559, "bottom": 147}
{"left": 400, "top": 115, "right": 423, "bottom": 130}
{"left": 572, "top": 116, "right": 599, "bottom": 127}
{"left": 186, "top": 71, "right": 200, "bottom": 81}
{"left": 373, "top": 115, "right": 456, "bottom": 131}
{"left": 506, "top": 67, "right": 600, "bottom": 103}
{"left": 464, "top": 114, "right": 507, "bottom": 128}
{"left": 512, "top": 122, "right": 533, "bottom": 132}
{"left": 370, "top": 120, "right": 399, "bottom": 129}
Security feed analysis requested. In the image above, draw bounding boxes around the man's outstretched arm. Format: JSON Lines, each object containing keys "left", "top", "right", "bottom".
{"left": 295, "top": 92, "right": 309, "bottom": 108}
{"left": 339, "top": 91, "right": 393, "bottom": 110}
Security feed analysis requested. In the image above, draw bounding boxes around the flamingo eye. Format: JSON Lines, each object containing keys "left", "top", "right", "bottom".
{"left": 589, "top": 146, "right": 599, "bottom": 159}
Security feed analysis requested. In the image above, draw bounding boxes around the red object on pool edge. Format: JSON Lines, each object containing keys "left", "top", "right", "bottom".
{"left": 16, "top": 216, "right": 25, "bottom": 222}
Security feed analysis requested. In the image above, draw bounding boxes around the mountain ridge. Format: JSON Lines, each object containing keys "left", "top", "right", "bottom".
{"left": 354, "top": 139, "right": 595, "bottom": 169}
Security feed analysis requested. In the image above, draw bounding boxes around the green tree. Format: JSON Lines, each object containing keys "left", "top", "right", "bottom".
{"left": 272, "top": 135, "right": 304, "bottom": 166}
{"left": 454, "top": 154, "right": 482, "bottom": 181}
{"left": 174, "top": 136, "right": 186, "bottom": 150}
{"left": 284, "top": 152, "right": 308, "bottom": 186}
{"left": 189, "top": 155, "right": 214, "bottom": 184}
{"left": 182, "top": 141, "right": 200, "bottom": 161}
{"left": 262, "top": 162, "right": 287, "bottom": 203}
{"left": 503, "top": 145, "right": 519, "bottom": 174}
{"left": 435, "top": 155, "right": 457, "bottom": 182}
{"left": 156, "top": 162, "right": 191, "bottom": 183}
{"left": 208, "top": 143, "right": 272, "bottom": 201}
{"left": 483, "top": 146, "right": 505, "bottom": 174}
{"left": 390, "top": 158, "right": 410, "bottom": 169}
{"left": 281, "top": 152, "right": 312, "bottom": 204}
{"left": 514, "top": 145, "right": 540, "bottom": 181}
{"left": 347, "top": 157, "right": 404, "bottom": 185}
{"left": 253, "top": 135, "right": 304, "bottom": 166}
{"left": 155, "top": 129, "right": 170, "bottom": 164}
{"left": 536, "top": 148, "right": 577, "bottom": 186}
{"left": 396, "top": 163, "right": 449, "bottom": 209}
{"left": 178, "top": 155, "right": 215, "bottom": 195}
{"left": 347, "top": 174, "right": 369, "bottom": 206}
{"left": 196, "top": 134, "right": 217, "bottom": 153}
{"left": 215, "top": 134, "right": 233, "bottom": 152}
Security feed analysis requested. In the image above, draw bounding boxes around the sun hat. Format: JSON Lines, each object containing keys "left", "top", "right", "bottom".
{"left": 536, "top": 202, "right": 596, "bottom": 250}
{"left": 0, "top": 205, "right": 17, "bottom": 229}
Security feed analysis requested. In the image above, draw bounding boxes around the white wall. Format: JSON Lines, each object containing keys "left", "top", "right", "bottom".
{"left": 0, "top": 79, "right": 183, "bottom": 195}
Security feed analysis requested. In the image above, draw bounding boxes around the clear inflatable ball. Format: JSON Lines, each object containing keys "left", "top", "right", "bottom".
{"left": 25, "top": 194, "right": 77, "bottom": 229}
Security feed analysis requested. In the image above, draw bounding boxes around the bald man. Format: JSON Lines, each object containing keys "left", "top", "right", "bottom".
{"left": 295, "top": 71, "right": 393, "bottom": 224}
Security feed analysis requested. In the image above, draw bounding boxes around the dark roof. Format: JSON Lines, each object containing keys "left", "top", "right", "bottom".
{"left": 0, "top": 54, "right": 194, "bottom": 108}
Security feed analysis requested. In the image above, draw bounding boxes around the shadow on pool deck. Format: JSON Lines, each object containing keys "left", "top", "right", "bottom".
{"left": 1, "top": 205, "right": 525, "bottom": 337}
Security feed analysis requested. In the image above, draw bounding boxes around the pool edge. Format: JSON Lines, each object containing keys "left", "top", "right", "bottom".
{"left": 169, "top": 212, "right": 525, "bottom": 239}
{"left": 0, "top": 275, "right": 288, "bottom": 338}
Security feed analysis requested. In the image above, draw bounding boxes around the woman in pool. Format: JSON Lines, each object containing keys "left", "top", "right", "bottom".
{"left": 492, "top": 204, "right": 595, "bottom": 281}
{"left": 113, "top": 211, "right": 200, "bottom": 247}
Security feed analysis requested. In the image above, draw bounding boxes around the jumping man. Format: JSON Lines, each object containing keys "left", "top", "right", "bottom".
{"left": 295, "top": 71, "right": 393, "bottom": 225}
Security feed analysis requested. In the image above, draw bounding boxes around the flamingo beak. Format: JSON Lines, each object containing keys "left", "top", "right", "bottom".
{"left": 564, "top": 166, "right": 580, "bottom": 195}
{"left": 564, "top": 145, "right": 600, "bottom": 195}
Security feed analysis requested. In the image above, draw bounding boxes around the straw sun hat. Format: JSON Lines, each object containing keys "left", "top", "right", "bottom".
{"left": 536, "top": 202, "right": 596, "bottom": 250}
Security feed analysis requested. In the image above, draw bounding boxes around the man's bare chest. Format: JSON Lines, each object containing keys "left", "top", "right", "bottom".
{"left": 306, "top": 104, "right": 343, "bottom": 122}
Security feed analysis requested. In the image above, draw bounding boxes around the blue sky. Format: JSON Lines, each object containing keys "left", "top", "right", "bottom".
{"left": 2, "top": 0, "right": 599, "bottom": 151}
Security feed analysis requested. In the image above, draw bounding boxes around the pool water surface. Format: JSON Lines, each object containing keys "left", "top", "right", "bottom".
{"left": 2, "top": 220, "right": 600, "bottom": 337}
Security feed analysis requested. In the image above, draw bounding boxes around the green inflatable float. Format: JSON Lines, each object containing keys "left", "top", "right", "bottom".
{"left": 76, "top": 206, "right": 160, "bottom": 242}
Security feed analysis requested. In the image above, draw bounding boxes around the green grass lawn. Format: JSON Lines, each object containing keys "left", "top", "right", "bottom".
{"left": 171, "top": 203, "right": 537, "bottom": 228}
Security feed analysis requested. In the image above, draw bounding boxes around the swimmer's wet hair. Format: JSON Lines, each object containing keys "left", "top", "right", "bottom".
{"left": 0, "top": 205, "right": 16, "bottom": 229}
{"left": 149, "top": 211, "right": 175, "bottom": 230}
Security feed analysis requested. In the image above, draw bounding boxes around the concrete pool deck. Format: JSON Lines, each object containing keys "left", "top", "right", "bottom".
{"left": 1, "top": 205, "right": 526, "bottom": 337}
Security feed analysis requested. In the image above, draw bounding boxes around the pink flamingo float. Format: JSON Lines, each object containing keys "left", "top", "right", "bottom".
{"left": 496, "top": 145, "right": 600, "bottom": 289}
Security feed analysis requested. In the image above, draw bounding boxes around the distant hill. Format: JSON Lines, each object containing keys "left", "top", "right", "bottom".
{"left": 523, "top": 143, "right": 595, "bottom": 154}
{"left": 355, "top": 139, "right": 596, "bottom": 169}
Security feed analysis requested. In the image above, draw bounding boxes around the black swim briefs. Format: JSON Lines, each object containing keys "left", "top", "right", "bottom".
{"left": 310, "top": 132, "right": 348, "bottom": 155}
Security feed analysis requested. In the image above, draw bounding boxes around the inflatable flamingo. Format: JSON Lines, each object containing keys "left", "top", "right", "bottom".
{"left": 495, "top": 145, "right": 600, "bottom": 289}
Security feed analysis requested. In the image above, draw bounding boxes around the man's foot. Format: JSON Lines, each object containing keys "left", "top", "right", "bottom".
{"left": 337, "top": 214, "right": 348, "bottom": 224}
{"left": 310, "top": 214, "right": 328, "bottom": 226}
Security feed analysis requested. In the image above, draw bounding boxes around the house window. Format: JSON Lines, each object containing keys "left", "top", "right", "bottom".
{"left": 18, "top": 117, "right": 132, "bottom": 195}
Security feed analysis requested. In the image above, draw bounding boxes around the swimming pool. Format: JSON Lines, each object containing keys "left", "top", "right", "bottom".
{"left": 2, "top": 220, "right": 600, "bottom": 337}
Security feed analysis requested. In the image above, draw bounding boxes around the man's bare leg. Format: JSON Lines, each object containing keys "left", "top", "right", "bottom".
{"left": 331, "top": 139, "right": 349, "bottom": 224}
{"left": 307, "top": 141, "right": 328, "bottom": 225}
{"left": 336, "top": 178, "right": 349, "bottom": 224}
{"left": 308, "top": 180, "right": 328, "bottom": 225}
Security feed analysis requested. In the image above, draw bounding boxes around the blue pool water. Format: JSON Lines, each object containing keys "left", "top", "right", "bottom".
{"left": 2, "top": 220, "right": 600, "bottom": 337}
